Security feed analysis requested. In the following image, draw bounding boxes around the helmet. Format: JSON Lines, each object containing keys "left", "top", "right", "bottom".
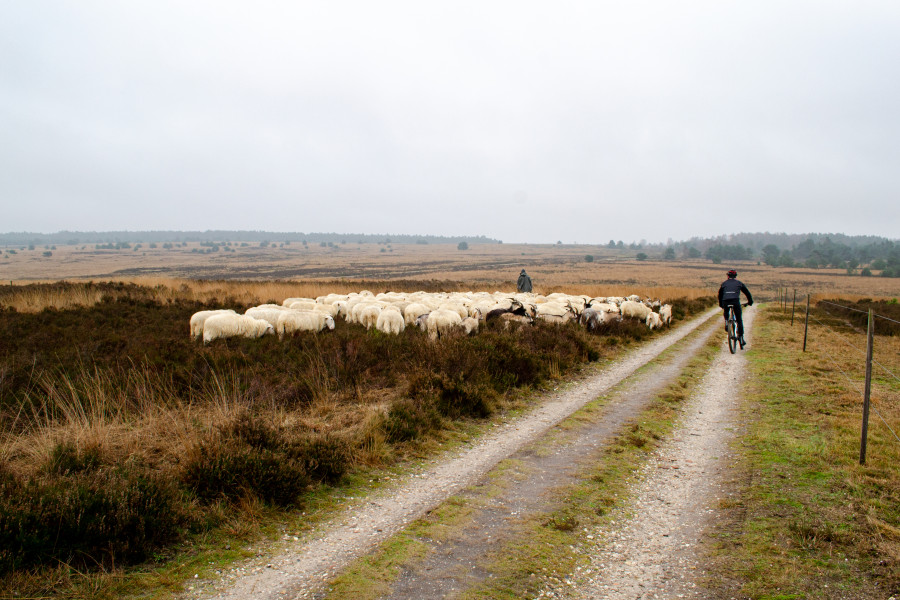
{"left": 727, "top": 269, "right": 737, "bottom": 278}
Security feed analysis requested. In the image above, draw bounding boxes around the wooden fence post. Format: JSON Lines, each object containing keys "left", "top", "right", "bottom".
{"left": 791, "top": 289, "right": 796, "bottom": 325}
{"left": 860, "top": 309, "right": 875, "bottom": 465}
{"left": 803, "top": 295, "right": 810, "bottom": 352}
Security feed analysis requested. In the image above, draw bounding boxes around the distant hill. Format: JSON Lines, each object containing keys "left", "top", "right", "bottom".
{"left": 0, "top": 230, "right": 501, "bottom": 246}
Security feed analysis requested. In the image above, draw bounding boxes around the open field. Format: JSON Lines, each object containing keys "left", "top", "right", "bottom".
{"left": 3, "top": 243, "right": 900, "bottom": 313}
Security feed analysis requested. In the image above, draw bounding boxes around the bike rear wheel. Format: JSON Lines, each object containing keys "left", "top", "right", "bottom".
{"left": 727, "top": 319, "right": 737, "bottom": 354}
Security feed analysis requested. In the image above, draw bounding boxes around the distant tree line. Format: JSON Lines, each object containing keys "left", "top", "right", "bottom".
{"left": 0, "top": 230, "right": 501, "bottom": 246}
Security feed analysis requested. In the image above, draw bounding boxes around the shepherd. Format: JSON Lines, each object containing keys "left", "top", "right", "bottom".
{"left": 517, "top": 269, "right": 533, "bottom": 293}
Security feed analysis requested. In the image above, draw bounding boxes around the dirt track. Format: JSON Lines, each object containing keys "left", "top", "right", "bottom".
{"left": 185, "top": 308, "right": 722, "bottom": 600}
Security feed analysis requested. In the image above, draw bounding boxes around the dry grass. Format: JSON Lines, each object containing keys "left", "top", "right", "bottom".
{"left": 3, "top": 242, "right": 898, "bottom": 313}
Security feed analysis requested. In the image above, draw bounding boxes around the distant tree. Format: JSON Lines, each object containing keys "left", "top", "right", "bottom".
{"left": 458, "top": 241, "right": 469, "bottom": 250}
{"left": 762, "top": 244, "right": 781, "bottom": 266}
{"left": 663, "top": 247, "right": 676, "bottom": 260}
{"left": 636, "top": 252, "right": 648, "bottom": 261}
{"left": 585, "top": 254, "right": 594, "bottom": 263}
{"left": 687, "top": 246, "right": 701, "bottom": 259}
{"left": 556, "top": 240, "right": 563, "bottom": 245}
{"left": 616, "top": 241, "right": 624, "bottom": 249}
{"left": 871, "top": 258, "right": 887, "bottom": 271}
{"left": 861, "top": 267, "right": 873, "bottom": 276}
{"left": 42, "top": 251, "right": 52, "bottom": 257}
{"left": 608, "top": 240, "right": 616, "bottom": 249}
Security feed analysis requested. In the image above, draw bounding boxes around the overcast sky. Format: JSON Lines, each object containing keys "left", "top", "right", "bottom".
{"left": 2, "top": 2, "right": 898, "bottom": 244}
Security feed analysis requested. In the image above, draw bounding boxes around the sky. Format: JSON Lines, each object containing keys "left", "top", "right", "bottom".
{"left": 2, "top": 1, "right": 899, "bottom": 245}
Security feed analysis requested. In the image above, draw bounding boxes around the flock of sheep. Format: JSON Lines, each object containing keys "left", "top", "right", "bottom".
{"left": 190, "top": 291, "right": 673, "bottom": 343}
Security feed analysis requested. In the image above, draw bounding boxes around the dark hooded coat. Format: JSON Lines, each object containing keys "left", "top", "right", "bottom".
{"left": 516, "top": 270, "right": 533, "bottom": 293}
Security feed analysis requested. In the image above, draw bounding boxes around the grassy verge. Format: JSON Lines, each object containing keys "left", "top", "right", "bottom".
{"left": 706, "top": 305, "right": 900, "bottom": 599}
{"left": 320, "top": 318, "right": 722, "bottom": 600}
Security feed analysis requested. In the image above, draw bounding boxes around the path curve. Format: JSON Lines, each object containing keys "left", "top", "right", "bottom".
{"left": 187, "top": 308, "right": 720, "bottom": 600}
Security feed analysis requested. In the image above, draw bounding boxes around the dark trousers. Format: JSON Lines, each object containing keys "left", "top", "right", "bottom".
{"left": 722, "top": 300, "right": 744, "bottom": 336}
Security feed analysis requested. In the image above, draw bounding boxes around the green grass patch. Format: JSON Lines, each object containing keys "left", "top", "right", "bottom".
{"left": 705, "top": 305, "right": 900, "bottom": 599}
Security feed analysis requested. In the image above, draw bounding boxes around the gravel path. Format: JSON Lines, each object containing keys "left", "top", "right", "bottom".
{"left": 185, "top": 308, "right": 718, "bottom": 600}
{"left": 548, "top": 306, "right": 755, "bottom": 600}
{"left": 381, "top": 317, "right": 721, "bottom": 600}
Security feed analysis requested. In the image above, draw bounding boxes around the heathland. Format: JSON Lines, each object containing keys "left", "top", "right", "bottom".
{"left": 1, "top": 243, "right": 898, "bottom": 599}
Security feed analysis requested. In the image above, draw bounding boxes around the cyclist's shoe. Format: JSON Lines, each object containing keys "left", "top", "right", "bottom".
{"left": 739, "top": 336, "right": 746, "bottom": 349}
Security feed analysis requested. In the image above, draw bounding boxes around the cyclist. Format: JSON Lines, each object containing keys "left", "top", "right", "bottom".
{"left": 718, "top": 269, "right": 753, "bottom": 348}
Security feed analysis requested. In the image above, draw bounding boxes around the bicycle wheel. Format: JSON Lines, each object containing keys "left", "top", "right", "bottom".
{"left": 727, "top": 319, "right": 737, "bottom": 354}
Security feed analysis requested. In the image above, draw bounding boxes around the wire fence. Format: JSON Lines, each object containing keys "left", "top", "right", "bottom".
{"left": 773, "top": 288, "right": 900, "bottom": 463}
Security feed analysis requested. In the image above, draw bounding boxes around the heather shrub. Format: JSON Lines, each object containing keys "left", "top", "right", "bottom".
{"left": 291, "top": 433, "right": 352, "bottom": 484}
{"left": 182, "top": 414, "right": 310, "bottom": 507}
{"left": 384, "top": 397, "right": 441, "bottom": 443}
{"left": 0, "top": 459, "right": 185, "bottom": 574}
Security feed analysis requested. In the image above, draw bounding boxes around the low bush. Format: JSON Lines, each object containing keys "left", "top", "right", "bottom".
{"left": 384, "top": 397, "right": 441, "bottom": 443}
{"left": 182, "top": 413, "right": 311, "bottom": 507}
{"left": 0, "top": 458, "right": 186, "bottom": 575}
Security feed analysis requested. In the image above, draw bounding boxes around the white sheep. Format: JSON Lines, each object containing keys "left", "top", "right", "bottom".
{"left": 620, "top": 300, "right": 652, "bottom": 321}
{"left": 535, "top": 302, "right": 576, "bottom": 324}
{"left": 203, "top": 314, "right": 274, "bottom": 343}
{"left": 189, "top": 309, "right": 236, "bottom": 340}
{"left": 646, "top": 311, "right": 663, "bottom": 330}
{"left": 282, "top": 297, "right": 315, "bottom": 308}
{"left": 276, "top": 311, "right": 335, "bottom": 337}
{"left": 376, "top": 307, "right": 406, "bottom": 335}
{"left": 287, "top": 300, "right": 317, "bottom": 311}
{"left": 403, "top": 302, "right": 431, "bottom": 326}
{"left": 357, "top": 304, "right": 383, "bottom": 330}
{"left": 659, "top": 304, "right": 673, "bottom": 325}
{"left": 245, "top": 305, "right": 290, "bottom": 327}
{"left": 588, "top": 302, "right": 620, "bottom": 314}
{"left": 499, "top": 313, "right": 533, "bottom": 329}
{"left": 425, "top": 308, "right": 463, "bottom": 339}
{"left": 461, "top": 310, "right": 480, "bottom": 335}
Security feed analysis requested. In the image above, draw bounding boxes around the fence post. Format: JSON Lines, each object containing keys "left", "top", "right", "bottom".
{"left": 791, "top": 289, "right": 797, "bottom": 326}
{"left": 803, "top": 295, "right": 810, "bottom": 352}
{"left": 860, "top": 309, "right": 875, "bottom": 465}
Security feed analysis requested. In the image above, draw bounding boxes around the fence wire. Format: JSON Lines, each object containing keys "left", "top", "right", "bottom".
{"left": 803, "top": 304, "right": 900, "bottom": 446}
{"left": 818, "top": 299, "right": 900, "bottom": 326}
{"left": 809, "top": 303, "right": 900, "bottom": 390}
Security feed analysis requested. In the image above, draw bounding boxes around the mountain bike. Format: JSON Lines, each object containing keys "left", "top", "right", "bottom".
{"left": 725, "top": 303, "right": 748, "bottom": 354}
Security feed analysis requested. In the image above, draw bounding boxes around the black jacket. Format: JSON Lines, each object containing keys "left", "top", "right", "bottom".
{"left": 718, "top": 278, "right": 752, "bottom": 307}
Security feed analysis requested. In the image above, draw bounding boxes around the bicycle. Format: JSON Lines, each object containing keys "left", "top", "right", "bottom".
{"left": 725, "top": 303, "right": 748, "bottom": 354}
